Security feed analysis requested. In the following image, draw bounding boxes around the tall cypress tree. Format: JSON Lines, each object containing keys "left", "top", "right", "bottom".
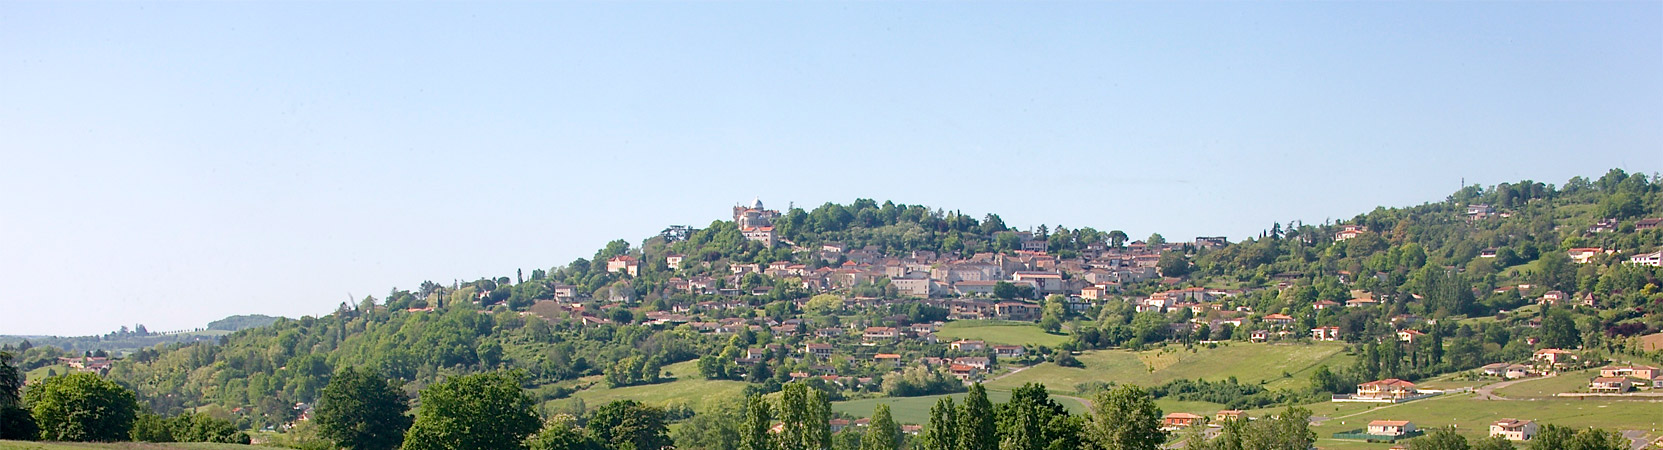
{"left": 957, "top": 383, "right": 997, "bottom": 450}
{"left": 860, "top": 404, "right": 900, "bottom": 450}
{"left": 921, "top": 397, "right": 958, "bottom": 450}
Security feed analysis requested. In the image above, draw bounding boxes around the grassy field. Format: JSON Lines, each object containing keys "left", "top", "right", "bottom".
{"left": 1494, "top": 369, "right": 1601, "bottom": 398}
{"left": 546, "top": 359, "right": 749, "bottom": 413}
{"left": 1282, "top": 392, "right": 1663, "bottom": 450}
{"left": 987, "top": 342, "right": 1353, "bottom": 394}
{"left": 934, "top": 321, "right": 1070, "bottom": 347}
{"left": 24, "top": 365, "right": 70, "bottom": 382}
{"left": 0, "top": 443, "right": 262, "bottom": 450}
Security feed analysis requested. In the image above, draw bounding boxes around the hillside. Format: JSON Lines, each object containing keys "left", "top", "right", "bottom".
{"left": 5, "top": 169, "right": 1661, "bottom": 440}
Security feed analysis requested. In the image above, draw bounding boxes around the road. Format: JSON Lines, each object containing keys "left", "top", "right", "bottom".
{"left": 1473, "top": 373, "right": 1553, "bottom": 400}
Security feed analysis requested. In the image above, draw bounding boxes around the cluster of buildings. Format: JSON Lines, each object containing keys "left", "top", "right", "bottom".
{"left": 1588, "top": 365, "right": 1663, "bottom": 393}
{"left": 55, "top": 356, "right": 113, "bottom": 374}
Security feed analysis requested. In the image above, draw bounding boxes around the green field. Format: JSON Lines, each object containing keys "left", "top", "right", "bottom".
{"left": 934, "top": 321, "right": 1070, "bottom": 347}
{"left": 1494, "top": 369, "right": 1600, "bottom": 398}
{"left": 1283, "top": 392, "right": 1663, "bottom": 450}
{"left": 0, "top": 442, "right": 261, "bottom": 450}
{"left": 547, "top": 359, "right": 749, "bottom": 413}
{"left": 987, "top": 342, "right": 1353, "bottom": 394}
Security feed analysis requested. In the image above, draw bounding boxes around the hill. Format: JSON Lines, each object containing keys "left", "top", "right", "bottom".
{"left": 5, "top": 169, "right": 1660, "bottom": 443}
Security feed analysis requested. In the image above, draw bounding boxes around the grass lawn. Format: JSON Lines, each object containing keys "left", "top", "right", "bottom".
{"left": 987, "top": 342, "right": 1353, "bottom": 394}
{"left": 0, "top": 443, "right": 262, "bottom": 450}
{"left": 24, "top": 365, "right": 69, "bottom": 381}
{"left": 934, "top": 321, "right": 1069, "bottom": 347}
{"left": 1494, "top": 369, "right": 1600, "bottom": 398}
{"left": 1297, "top": 392, "right": 1662, "bottom": 446}
{"left": 547, "top": 360, "right": 748, "bottom": 413}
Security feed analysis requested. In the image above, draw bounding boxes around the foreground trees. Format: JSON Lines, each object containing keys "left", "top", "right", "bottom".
{"left": 1084, "top": 384, "right": 1165, "bottom": 450}
{"left": 25, "top": 372, "right": 138, "bottom": 441}
{"left": 403, "top": 371, "right": 541, "bottom": 450}
{"left": 316, "top": 366, "right": 413, "bottom": 450}
{"left": 0, "top": 351, "right": 36, "bottom": 440}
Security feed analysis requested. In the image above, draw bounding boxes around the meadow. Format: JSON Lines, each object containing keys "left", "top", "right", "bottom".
{"left": 986, "top": 341, "right": 1354, "bottom": 393}
{"left": 933, "top": 321, "right": 1070, "bottom": 347}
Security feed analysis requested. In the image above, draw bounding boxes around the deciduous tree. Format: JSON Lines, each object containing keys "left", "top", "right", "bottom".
{"left": 316, "top": 366, "right": 412, "bottom": 450}
{"left": 403, "top": 372, "right": 541, "bottom": 450}
{"left": 25, "top": 372, "right": 139, "bottom": 441}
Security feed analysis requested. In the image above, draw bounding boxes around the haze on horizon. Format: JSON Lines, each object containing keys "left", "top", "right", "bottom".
{"left": 2, "top": 2, "right": 1659, "bottom": 336}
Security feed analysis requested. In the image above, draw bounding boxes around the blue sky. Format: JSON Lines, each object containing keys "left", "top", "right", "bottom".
{"left": 2, "top": 2, "right": 1659, "bottom": 336}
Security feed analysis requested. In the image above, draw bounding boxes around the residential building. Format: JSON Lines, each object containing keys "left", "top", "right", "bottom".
{"left": 1533, "top": 349, "right": 1579, "bottom": 367}
{"left": 1567, "top": 247, "right": 1606, "bottom": 264}
{"left": 1368, "top": 420, "right": 1416, "bottom": 437}
{"left": 805, "top": 343, "right": 834, "bottom": 358}
{"left": 1163, "top": 413, "right": 1204, "bottom": 430}
{"left": 1490, "top": 419, "right": 1537, "bottom": 441}
{"left": 1630, "top": 251, "right": 1663, "bottom": 268}
{"left": 606, "top": 255, "right": 640, "bottom": 277}
{"left": 1312, "top": 326, "right": 1341, "bottom": 341}
{"left": 950, "top": 340, "right": 986, "bottom": 352}
{"left": 993, "top": 345, "right": 1026, "bottom": 358}
{"left": 1600, "top": 366, "right": 1660, "bottom": 380}
{"left": 1589, "top": 377, "right": 1632, "bottom": 393}
{"left": 1356, "top": 379, "right": 1418, "bottom": 401}
{"left": 1215, "top": 410, "right": 1245, "bottom": 422}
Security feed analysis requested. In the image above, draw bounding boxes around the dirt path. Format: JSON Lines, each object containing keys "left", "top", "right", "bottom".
{"left": 1474, "top": 373, "right": 1555, "bottom": 400}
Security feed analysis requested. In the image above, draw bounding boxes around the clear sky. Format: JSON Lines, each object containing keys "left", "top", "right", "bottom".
{"left": 2, "top": 2, "right": 1659, "bottom": 336}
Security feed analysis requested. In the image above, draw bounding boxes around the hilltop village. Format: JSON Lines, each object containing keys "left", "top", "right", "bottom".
{"left": 6, "top": 173, "right": 1663, "bottom": 449}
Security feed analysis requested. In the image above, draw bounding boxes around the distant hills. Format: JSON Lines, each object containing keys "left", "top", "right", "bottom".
{"left": 0, "top": 314, "right": 282, "bottom": 354}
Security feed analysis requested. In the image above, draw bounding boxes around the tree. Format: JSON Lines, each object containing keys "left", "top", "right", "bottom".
{"left": 1107, "top": 230, "right": 1128, "bottom": 248}
{"left": 1540, "top": 307, "right": 1581, "bottom": 349}
{"left": 1146, "top": 233, "right": 1166, "bottom": 246}
{"left": 1083, "top": 384, "right": 1164, "bottom": 450}
{"left": 778, "top": 383, "right": 831, "bottom": 450}
{"left": 587, "top": 400, "right": 672, "bottom": 450}
{"left": 958, "top": 383, "right": 997, "bottom": 450}
{"left": 740, "top": 394, "right": 773, "bottom": 450}
{"left": 25, "top": 372, "right": 139, "bottom": 441}
{"left": 526, "top": 416, "right": 601, "bottom": 450}
{"left": 1408, "top": 426, "right": 1467, "bottom": 450}
{"left": 919, "top": 397, "right": 957, "bottom": 450}
{"left": 1240, "top": 406, "right": 1314, "bottom": 450}
{"left": 997, "top": 383, "right": 1080, "bottom": 450}
{"left": 1157, "top": 253, "right": 1192, "bottom": 277}
{"left": 0, "top": 351, "right": 36, "bottom": 440}
{"left": 860, "top": 404, "right": 900, "bottom": 450}
{"left": 131, "top": 413, "right": 173, "bottom": 442}
{"left": 316, "top": 366, "right": 413, "bottom": 450}
{"left": 1469, "top": 435, "right": 1516, "bottom": 450}
{"left": 672, "top": 397, "right": 741, "bottom": 450}
{"left": 402, "top": 372, "right": 542, "bottom": 450}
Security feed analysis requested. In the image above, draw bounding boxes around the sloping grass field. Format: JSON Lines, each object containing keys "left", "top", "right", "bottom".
{"left": 987, "top": 342, "right": 1353, "bottom": 394}
{"left": 933, "top": 321, "right": 1070, "bottom": 347}
{"left": 546, "top": 359, "right": 749, "bottom": 413}
{"left": 1493, "top": 369, "right": 1602, "bottom": 398}
{"left": 1277, "top": 392, "right": 1663, "bottom": 450}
